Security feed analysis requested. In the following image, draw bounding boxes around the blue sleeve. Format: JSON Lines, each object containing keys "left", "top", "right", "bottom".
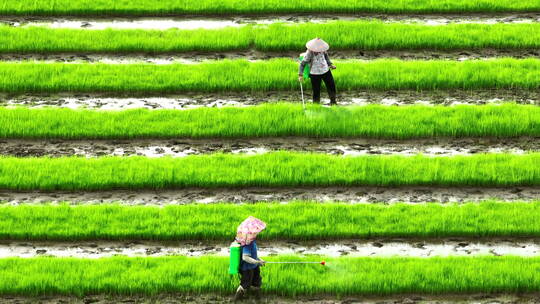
{"left": 242, "top": 244, "right": 252, "bottom": 255}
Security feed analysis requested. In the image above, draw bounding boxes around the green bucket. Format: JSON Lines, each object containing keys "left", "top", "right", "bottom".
{"left": 229, "top": 241, "right": 242, "bottom": 275}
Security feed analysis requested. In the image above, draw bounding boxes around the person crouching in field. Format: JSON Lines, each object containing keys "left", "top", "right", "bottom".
{"left": 298, "top": 38, "right": 337, "bottom": 105}
{"left": 234, "top": 216, "right": 266, "bottom": 301}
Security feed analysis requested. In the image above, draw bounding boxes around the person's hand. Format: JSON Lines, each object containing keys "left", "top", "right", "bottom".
{"left": 298, "top": 76, "right": 304, "bottom": 82}
{"left": 258, "top": 259, "right": 266, "bottom": 266}
{"left": 330, "top": 65, "right": 337, "bottom": 70}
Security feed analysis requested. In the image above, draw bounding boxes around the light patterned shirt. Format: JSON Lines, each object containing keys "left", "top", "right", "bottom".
{"left": 299, "top": 50, "right": 333, "bottom": 76}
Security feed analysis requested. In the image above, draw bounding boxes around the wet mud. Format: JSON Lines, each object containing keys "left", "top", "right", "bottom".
{"left": 0, "top": 137, "right": 537, "bottom": 158}
{"left": 3, "top": 238, "right": 540, "bottom": 258}
{"left": 2, "top": 90, "right": 539, "bottom": 109}
{"left": 2, "top": 13, "right": 540, "bottom": 30}
{"left": 2, "top": 294, "right": 540, "bottom": 304}
{"left": 1, "top": 186, "right": 538, "bottom": 205}
{"left": 2, "top": 49, "right": 540, "bottom": 63}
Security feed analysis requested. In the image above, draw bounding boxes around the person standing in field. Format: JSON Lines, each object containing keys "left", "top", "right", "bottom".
{"left": 234, "top": 216, "right": 266, "bottom": 301}
{"left": 298, "top": 38, "right": 337, "bottom": 105}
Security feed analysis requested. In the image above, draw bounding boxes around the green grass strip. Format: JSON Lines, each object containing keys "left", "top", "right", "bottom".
{"left": 1, "top": 202, "right": 540, "bottom": 241}
{"left": 2, "top": 58, "right": 540, "bottom": 93}
{"left": 4, "top": 22, "right": 540, "bottom": 52}
{"left": 1, "top": 0, "right": 539, "bottom": 16}
{"left": 0, "top": 153, "right": 538, "bottom": 191}
{"left": 1, "top": 104, "right": 538, "bottom": 139}
{"left": 2, "top": 256, "right": 540, "bottom": 296}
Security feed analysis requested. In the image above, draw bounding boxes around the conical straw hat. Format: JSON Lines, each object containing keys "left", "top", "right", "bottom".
{"left": 306, "top": 38, "right": 329, "bottom": 52}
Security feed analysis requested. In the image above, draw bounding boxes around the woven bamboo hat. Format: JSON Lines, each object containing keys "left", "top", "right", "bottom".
{"left": 306, "top": 38, "right": 329, "bottom": 52}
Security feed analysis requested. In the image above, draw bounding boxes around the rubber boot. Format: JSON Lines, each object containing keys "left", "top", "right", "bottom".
{"left": 251, "top": 287, "right": 262, "bottom": 301}
{"left": 234, "top": 286, "right": 245, "bottom": 302}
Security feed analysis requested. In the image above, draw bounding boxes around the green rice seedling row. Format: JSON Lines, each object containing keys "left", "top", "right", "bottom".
{"left": 4, "top": 22, "right": 540, "bottom": 53}
{"left": 1, "top": 0, "right": 539, "bottom": 16}
{"left": 2, "top": 256, "right": 540, "bottom": 296}
{"left": 0, "top": 153, "right": 538, "bottom": 191}
{"left": 0, "top": 202, "right": 539, "bottom": 241}
{"left": 1, "top": 104, "right": 538, "bottom": 139}
{"left": 2, "top": 58, "right": 540, "bottom": 93}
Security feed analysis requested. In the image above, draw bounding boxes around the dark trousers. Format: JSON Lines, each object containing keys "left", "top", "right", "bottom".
{"left": 309, "top": 70, "right": 336, "bottom": 104}
{"left": 240, "top": 267, "right": 262, "bottom": 289}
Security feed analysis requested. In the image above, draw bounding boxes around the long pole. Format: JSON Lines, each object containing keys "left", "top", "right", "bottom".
{"left": 300, "top": 82, "right": 305, "bottom": 110}
{"left": 266, "top": 261, "right": 325, "bottom": 265}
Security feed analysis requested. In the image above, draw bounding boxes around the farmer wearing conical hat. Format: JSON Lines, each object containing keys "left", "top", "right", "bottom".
{"left": 298, "top": 38, "right": 337, "bottom": 105}
{"left": 233, "top": 216, "right": 266, "bottom": 301}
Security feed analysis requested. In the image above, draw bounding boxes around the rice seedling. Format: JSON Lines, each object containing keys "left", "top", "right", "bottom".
{"left": 0, "top": 202, "right": 539, "bottom": 241}
{"left": 0, "top": 25, "right": 252, "bottom": 53}
{"left": 3, "top": 21, "right": 540, "bottom": 52}
{"left": 0, "top": 153, "right": 537, "bottom": 191}
{"left": 1, "top": 0, "right": 538, "bottom": 16}
{"left": 255, "top": 22, "right": 540, "bottom": 51}
{"left": 1, "top": 256, "right": 540, "bottom": 296}
{"left": 0, "top": 104, "right": 538, "bottom": 139}
{"left": 1, "top": 58, "right": 540, "bottom": 93}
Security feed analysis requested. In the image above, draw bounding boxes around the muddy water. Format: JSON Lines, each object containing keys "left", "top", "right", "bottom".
{"left": 1, "top": 187, "right": 538, "bottom": 205}
{"left": 2, "top": 238, "right": 540, "bottom": 258}
{"left": 1, "top": 93, "right": 251, "bottom": 109}
{"left": 0, "top": 138, "right": 536, "bottom": 158}
{"left": 3, "top": 294, "right": 539, "bottom": 304}
{"left": 2, "top": 90, "right": 539, "bottom": 109}
{"left": 2, "top": 49, "right": 540, "bottom": 63}
{"left": 2, "top": 13, "right": 540, "bottom": 30}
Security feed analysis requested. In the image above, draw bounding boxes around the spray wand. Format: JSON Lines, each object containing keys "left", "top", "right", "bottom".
{"left": 300, "top": 81, "right": 305, "bottom": 111}
{"left": 265, "top": 261, "right": 326, "bottom": 266}
{"left": 298, "top": 52, "right": 309, "bottom": 111}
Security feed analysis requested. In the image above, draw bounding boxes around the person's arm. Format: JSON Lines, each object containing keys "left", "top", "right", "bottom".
{"left": 298, "top": 51, "right": 312, "bottom": 81}
{"left": 243, "top": 254, "right": 264, "bottom": 265}
{"left": 242, "top": 244, "right": 264, "bottom": 265}
{"left": 324, "top": 52, "right": 336, "bottom": 69}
